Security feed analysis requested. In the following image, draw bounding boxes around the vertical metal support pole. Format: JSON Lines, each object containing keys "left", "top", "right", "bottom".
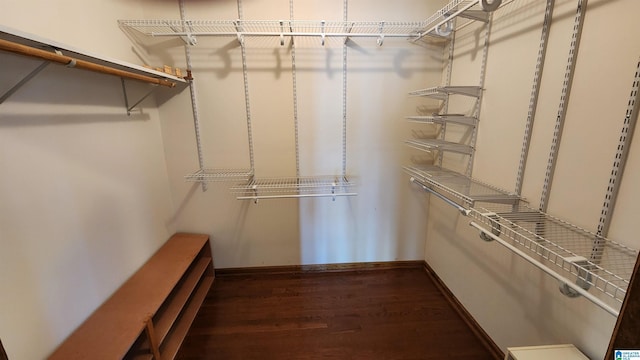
{"left": 514, "top": 0, "right": 555, "bottom": 196}
{"left": 239, "top": 38, "right": 255, "bottom": 172}
{"left": 539, "top": 0, "right": 587, "bottom": 212}
{"left": 342, "top": 0, "right": 348, "bottom": 178}
{"left": 180, "top": 0, "right": 207, "bottom": 191}
{"left": 590, "top": 58, "right": 640, "bottom": 263}
{"left": 437, "top": 18, "right": 456, "bottom": 168}
{"left": 465, "top": 12, "right": 493, "bottom": 177}
{"left": 236, "top": 0, "right": 244, "bottom": 23}
{"left": 290, "top": 0, "right": 300, "bottom": 180}
{"left": 236, "top": 0, "right": 255, "bottom": 174}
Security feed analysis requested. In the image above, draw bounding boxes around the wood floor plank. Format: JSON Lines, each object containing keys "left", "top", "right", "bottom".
{"left": 176, "top": 268, "right": 495, "bottom": 359}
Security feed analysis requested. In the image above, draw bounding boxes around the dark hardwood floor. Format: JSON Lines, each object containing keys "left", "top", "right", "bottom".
{"left": 177, "top": 266, "right": 495, "bottom": 359}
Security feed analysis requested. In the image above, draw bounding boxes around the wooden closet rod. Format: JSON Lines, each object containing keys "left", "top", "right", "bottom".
{"left": 0, "top": 38, "right": 176, "bottom": 88}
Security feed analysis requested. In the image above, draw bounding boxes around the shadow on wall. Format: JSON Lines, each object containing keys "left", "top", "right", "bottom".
{"left": 124, "top": 33, "right": 443, "bottom": 80}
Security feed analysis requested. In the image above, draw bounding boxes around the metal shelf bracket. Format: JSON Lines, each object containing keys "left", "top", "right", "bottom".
{"left": 120, "top": 78, "right": 159, "bottom": 116}
{"left": 344, "top": 22, "right": 354, "bottom": 44}
{"left": 376, "top": 21, "right": 385, "bottom": 46}
{"left": 458, "top": 10, "right": 490, "bottom": 23}
{"left": 0, "top": 60, "right": 49, "bottom": 104}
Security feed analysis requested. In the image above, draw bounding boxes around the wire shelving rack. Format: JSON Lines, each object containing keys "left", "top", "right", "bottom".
{"left": 469, "top": 203, "right": 638, "bottom": 315}
{"left": 405, "top": 165, "right": 520, "bottom": 207}
{"left": 409, "top": 86, "right": 482, "bottom": 100}
{"left": 406, "top": 115, "right": 477, "bottom": 127}
{"left": 405, "top": 138, "right": 473, "bottom": 155}
{"left": 118, "top": 0, "right": 503, "bottom": 44}
{"left": 184, "top": 169, "right": 254, "bottom": 183}
{"left": 231, "top": 176, "right": 356, "bottom": 201}
{"left": 118, "top": 19, "right": 423, "bottom": 41}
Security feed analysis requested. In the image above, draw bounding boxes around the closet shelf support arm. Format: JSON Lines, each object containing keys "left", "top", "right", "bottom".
{"left": 121, "top": 78, "right": 160, "bottom": 115}
{"left": 0, "top": 60, "right": 49, "bottom": 104}
{"left": 0, "top": 38, "right": 176, "bottom": 88}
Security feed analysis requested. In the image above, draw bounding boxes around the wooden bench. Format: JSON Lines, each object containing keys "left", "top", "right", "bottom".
{"left": 48, "top": 233, "right": 214, "bottom": 360}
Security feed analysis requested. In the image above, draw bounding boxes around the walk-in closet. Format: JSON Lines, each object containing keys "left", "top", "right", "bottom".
{"left": 1, "top": 0, "right": 639, "bottom": 359}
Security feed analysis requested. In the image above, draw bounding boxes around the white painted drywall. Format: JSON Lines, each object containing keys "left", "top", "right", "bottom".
{"left": 3, "top": 0, "right": 637, "bottom": 359}
{"left": 426, "top": 0, "right": 640, "bottom": 359}
{"left": 0, "top": 2, "right": 177, "bottom": 359}
{"left": 154, "top": 0, "right": 446, "bottom": 268}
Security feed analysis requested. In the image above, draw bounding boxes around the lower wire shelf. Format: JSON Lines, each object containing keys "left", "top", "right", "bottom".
{"left": 405, "top": 165, "right": 520, "bottom": 207}
{"left": 408, "top": 86, "right": 482, "bottom": 100}
{"left": 406, "top": 164, "right": 637, "bottom": 315}
{"left": 231, "top": 175, "right": 357, "bottom": 201}
{"left": 185, "top": 168, "right": 254, "bottom": 182}
{"left": 468, "top": 203, "right": 638, "bottom": 315}
{"left": 405, "top": 139, "right": 473, "bottom": 155}
{"left": 406, "top": 114, "right": 477, "bottom": 127}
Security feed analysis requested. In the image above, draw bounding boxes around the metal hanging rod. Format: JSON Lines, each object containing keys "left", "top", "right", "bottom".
{"left": 237, "top": 193, "right": 357, "bottom": 201}
{"left": 405, "top": 165, "right": 520, "bottom": 208}
{"left": 469, "top": 202, "right": 638, "bottom": 314}
{"left": 231, "top": 176, "right": 356, "bottom": 203}
{"left": 410, "top": 177, "right": 471, "bottom": 215}
{"left": 0, "top": 38, "right": 176, "bottom": 88}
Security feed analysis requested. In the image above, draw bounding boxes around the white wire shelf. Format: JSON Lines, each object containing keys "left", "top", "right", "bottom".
{"left": 406, "top": 114, "right": 477, "bottom": 127}
{"left": 117, "top": 0, "right": 500, "bottom": 43}
{"left": 405, "top": 165, "right": 520, "bottom": 207}
{"left": 231, "top": 175, "right": 357, "bottom": 200}
{"left": 185, "top": 169, "right": 254, "bottom": 182}
{"left": 414, "top": 0, "right": 495, "bottom": 41}
{"left": 469, "top": 203, "right": 639, "bottom": 310}
{"left": 405, "top": 138, "right": 473, "bottom": 155}
{"left": 409, "top": 86, "right": 482, "bottom": 100}
{"left": 118, "top": 19, "right": 425, "bottom": 42}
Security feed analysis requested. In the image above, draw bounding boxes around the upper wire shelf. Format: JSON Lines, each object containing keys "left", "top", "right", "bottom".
{"left": 231, "top": 175, "right": 357, "bottom": 201}
{"left": 409, "top": 86, "right": 482, "bottom": 100}
{"left": 118, "top": 0, "right": 502, "bottom": 44}
{"left": 118, "top": 19, "right": 425, "bottom": 43}
{"left": 469, "top": 203, "right": 639, "bottom": 309}
{"left": 405, "top": 165, "right": 520, "bottom": 207}
{"left": 405, "top": 138, "right": 473, "bottom": 155}
{"left": 406, "top": 114, "right": 477, "bottom": 127}
{"left": 185, "top": 168, "right": 254, "bottom": 182}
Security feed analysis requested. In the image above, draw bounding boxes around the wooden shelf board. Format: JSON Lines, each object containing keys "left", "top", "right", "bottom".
{"left": 160, "top": 275, "right": 214, "bottom": 360}
{"left": 0, "top": 24, "right": 186, "bottom": 84}
{"left": 48, "top": 233, "right": 209, "bottom": 360}
{"left": 155, "top": 256, "right": 212, "bottom": 345}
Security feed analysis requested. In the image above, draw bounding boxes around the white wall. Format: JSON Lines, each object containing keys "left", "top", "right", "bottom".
{"left": 154, "top": 0, "right": 446, "bottom": 268}
{"left": 3, "top": 0, "right": 635, "bottom": 359}
{"left": 426, "top": 0, "right": 640, "bottom": 359}
{"left": 0, "top": 2, "right": 177, "bottom": 359}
